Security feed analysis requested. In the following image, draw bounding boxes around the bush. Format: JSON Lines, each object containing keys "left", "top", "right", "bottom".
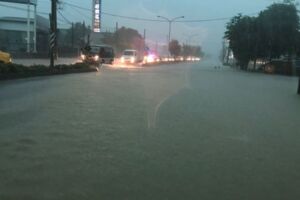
{"left": 55, "top": 63, "right": 90, "bottom": 70}
{"left": 0, "top": 62, "right": 95, "bottom": 80}
{"left": 0, "top": 63, "right": 26, "bottom": 74}
{"left": 0, "top": 63, "right": 10, "bottom": 73}
{"left": 296, "top": 67, "right": 300, "bottom": 77}
{"left": 29, "top": 65, "right": 49, "bottom": 72}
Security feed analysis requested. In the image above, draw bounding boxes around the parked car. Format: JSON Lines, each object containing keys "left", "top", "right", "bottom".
{"left": 263, "top": 60, "right": 293, "bottom": 76}
{"left": 81, "top": 45, "right": 114, "bottom": 65}
{"left": 0, "top": 50, "right": 12, "bottom": 64}
{"left": 292, "top": 59, "right": 300, "bottom": 76}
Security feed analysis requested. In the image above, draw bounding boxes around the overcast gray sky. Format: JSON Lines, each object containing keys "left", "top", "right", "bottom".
{"left": 0, "top": 0, "right": 282, "bottom": 57}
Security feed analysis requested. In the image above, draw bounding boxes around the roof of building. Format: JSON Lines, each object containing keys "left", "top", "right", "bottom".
{"left": 0, "top": 15, "right": 49, "bottom": 32}
{"left": 1, "top": 0, "right": 37, "bottom": 5}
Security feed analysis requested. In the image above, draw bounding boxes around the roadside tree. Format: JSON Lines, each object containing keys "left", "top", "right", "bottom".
{"left": 169, "top": 40, "right": 181, "bottom": 57}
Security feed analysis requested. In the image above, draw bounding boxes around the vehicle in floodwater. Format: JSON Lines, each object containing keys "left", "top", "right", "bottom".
{"left": 81, "top": 45, "right": 115, "bottom": 65}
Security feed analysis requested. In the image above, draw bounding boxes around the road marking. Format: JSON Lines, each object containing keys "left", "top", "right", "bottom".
{"left": 147, "top": 87, "right": 186, "bottom": 129}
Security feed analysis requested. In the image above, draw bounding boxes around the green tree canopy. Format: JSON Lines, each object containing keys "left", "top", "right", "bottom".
{"left": 225, "top": 15, "right": 257, "bottom": 69}
{"left": 182, "top": 44, "right": 204, "bottom": 57}
{"left": 169, "top": 40, "right": 181, "bottom": 57}
{"left": 258, "top": 2, "right": 299, "bottom": 59}
{"left": 225, "top": 1, "right": 300, "bottom": 69}
{"left": 114, "top": 27, "right": 144, "bottom": 53}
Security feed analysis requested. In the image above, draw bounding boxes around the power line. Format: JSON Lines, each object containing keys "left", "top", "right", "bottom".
{"left": 63, "top": 2, "right": 165, "bottom": 22}
{"left": 0, "top": 1, "right": 260, "bottom": 24}
{"left": 63, "top": 2, "right": 91, "bottom": 11}
{"left": 58, "top": 10, "right": 72, "bottom": 24}
{"left": 179, "top": 17, "right": 233, "bottom": 23}
{"left": 68, "top": 5, "right": 93, "bottom": 21}
{"left": 63, "top": 2, "right": 260, "bottom": 23}
{"left": 102, "top": 12, "right": 165, "bottom": 22}
{"left": 179, "top": 12, "right": 260, "bottom": 23}
{"left": 0, "top": 2, "right": 69, "bottom": 26}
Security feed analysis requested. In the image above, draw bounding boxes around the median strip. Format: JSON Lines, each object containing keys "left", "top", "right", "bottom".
{"left": 0, "top": 63, "right": 97, "bottom": 81}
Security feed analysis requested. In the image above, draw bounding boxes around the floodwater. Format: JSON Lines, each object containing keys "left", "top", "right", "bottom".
{"left": 0, "top": 60, "right": 300, "bottom": 200}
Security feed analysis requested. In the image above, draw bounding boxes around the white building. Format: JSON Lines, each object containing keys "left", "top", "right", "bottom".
{"left": 0, "top": 15, "right": 49, "bottom": 53}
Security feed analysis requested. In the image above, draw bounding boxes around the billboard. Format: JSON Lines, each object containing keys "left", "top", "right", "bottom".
{"left": 92, "top": 0, "right": 101, "bottom": 33}
{"left": 0, "top": 0, "right": 37, "bottom": 5}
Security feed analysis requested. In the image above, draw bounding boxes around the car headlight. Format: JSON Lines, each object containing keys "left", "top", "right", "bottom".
{"left": 121, "top": 57, "right": 125, "bottom": 63}
{"left": 94, "top": 55, "right": 99, "bottom": 61}
{"left": 146, "top": 55, "right": 154, "bottom": 63}
{"left": 130, "top": 57, "right": 135, "bottom": 63}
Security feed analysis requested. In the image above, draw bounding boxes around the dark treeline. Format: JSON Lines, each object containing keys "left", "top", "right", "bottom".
{"left": 59, "top": 23, "right": 204, "bottom": 57}
{"left": 225, "top": 0, "right": 300, "bottom": 70}
{"left": 169, "top": 39, "right": 204, "bottom": 58}
{"left": 102, "top": 27, "right": 144, "bottom": 54}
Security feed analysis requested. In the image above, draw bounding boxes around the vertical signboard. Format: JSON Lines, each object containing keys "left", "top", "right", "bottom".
{"left": 93, "top": 0, "right": 101, "bottom": 33}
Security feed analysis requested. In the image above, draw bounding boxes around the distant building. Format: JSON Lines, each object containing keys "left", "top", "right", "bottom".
{"left": 90, "top": 32, "right": 105, "bottom": 44}
{"left": 222, "top": 39, "right": 235, "bottom": 65}
{"left": 90, "top": 31, "right": 115, "bottom": 45}
{"left": 0, "top": 15, "right": 49, "bottom": 53}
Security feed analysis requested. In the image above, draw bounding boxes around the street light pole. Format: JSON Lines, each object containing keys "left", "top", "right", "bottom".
{"left": 168, "top": 21, "right": 171, "bottom": 45}
{"left": 157, "top": 15, "right": 184, "bottom": 47}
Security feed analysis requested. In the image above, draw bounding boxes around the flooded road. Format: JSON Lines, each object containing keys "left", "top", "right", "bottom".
{"left": 0, "top": 61, "right": 300, "bottom": 200}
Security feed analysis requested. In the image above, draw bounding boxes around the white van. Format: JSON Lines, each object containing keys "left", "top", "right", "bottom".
{"left": 120, "top": 49, "right": 142, "bottom": 64}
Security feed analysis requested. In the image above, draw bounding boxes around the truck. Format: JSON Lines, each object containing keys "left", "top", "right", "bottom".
{"left": 81, "top": 45, "right": 115, "bottom": 65}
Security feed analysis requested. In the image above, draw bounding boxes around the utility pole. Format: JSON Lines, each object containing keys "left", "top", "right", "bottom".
{"left": 168, "top": 21, "right": 171, "bottom": 45}
{"left": 142, "top": 29, "right": 147, "bottom": 55}
{"left": 50, "top": 0, "right": 57, "bottom": 68}
{"left": 144, "top": 29, "right": 146, "bottom": 51}
{"left": 71, "top": 22, "right": 74, "bottom": 48}
{"left": 26, "top": 2, "right": 30, "bottom": 53}
{"left": 116, "top": 22, "right": 119, "bottom": 31}
{"left": 33, "top": 4, "right": 37, "bottom": 53}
